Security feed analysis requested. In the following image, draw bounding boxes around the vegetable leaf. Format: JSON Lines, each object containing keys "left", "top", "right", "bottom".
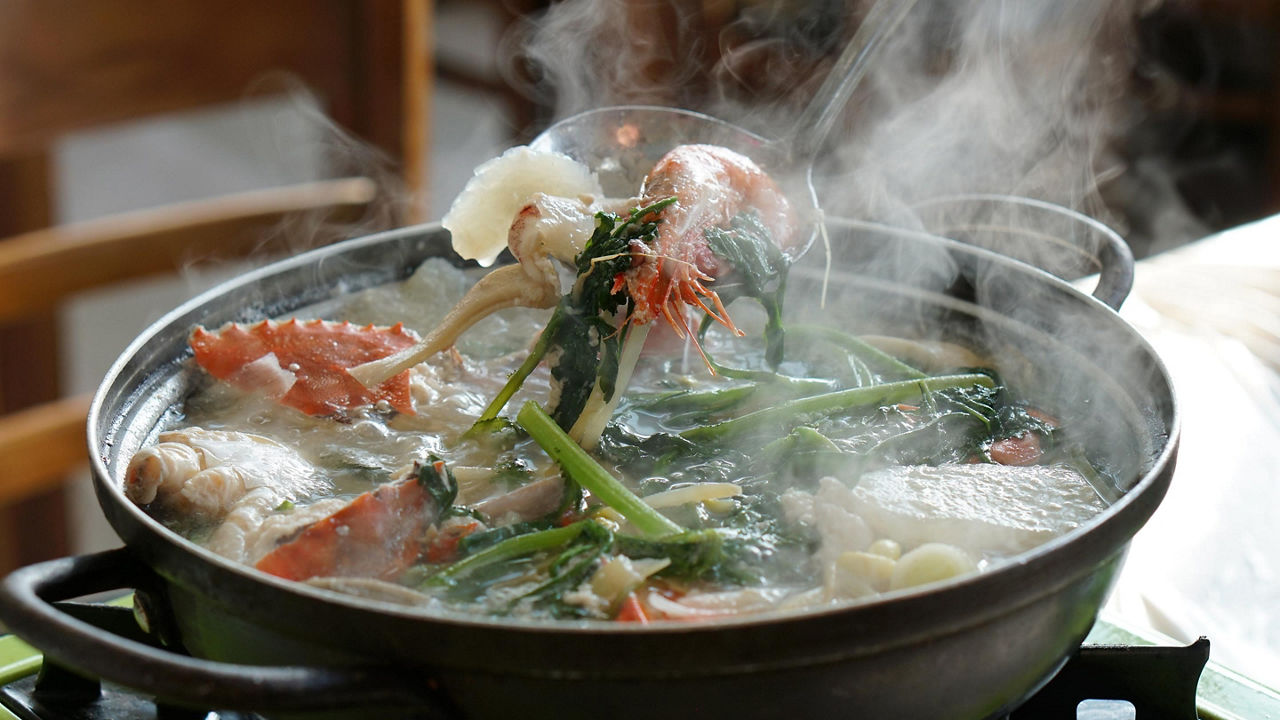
{"left": 416, "top": 455, "right": 458, "bottom": 511}
{"left": 481, "top": 197, "right": 678, "bottom": 431}
{"left": 703, "top": 211, "right": 791, "bottom": 368}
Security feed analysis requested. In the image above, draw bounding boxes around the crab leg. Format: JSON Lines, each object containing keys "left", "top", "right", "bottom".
{"left": 347, "top": 263, "right": 559, "bottom": 388}
{"left": 352, "top": 194, "right": 594, "bottom": 389}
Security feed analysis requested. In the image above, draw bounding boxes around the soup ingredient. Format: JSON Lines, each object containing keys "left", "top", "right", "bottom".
{"left": 858, "top": 335, "right": 987, "bottom": 373}
{"left": 348, "top": 195, "right": 594, "bottom": 389}
{"left": 190, "top": 319, "right": 419, "bottom": 417}
{"left": 833, "top": 550, "right": 896, "bottom": 593}
{"left": 474, "top": 199, "right": 677, "bottom": 438}
{"left": 888, "top": 543, "right": 977, "bottom": 590}
{"left": 348, "top": 151, "right": 610, "bottom": 389}
{"left": 125, "top": 138, "right": 1120, "bottom": 621}
{"left": 589, "top": 556, "right": 671, "bottom": 610}
{"left": 351, "top": 145, "right": 800, "bottom": 448}
{"left": 444, "top": 146, "right": 605, "bottom": 268}
{"left": 255, "top": 469, "right": 442, "bottom": 582}
{"left": 700, "top": 212, "right": 794, "bottom": 368}
{"left": 850, "top": 463, "right": 1107, "bottom": 555}
{"left": 625, "top": 144, "right": 798, "bottom": 330}
{"left": 988, "top": 432, "right": 1044, "bottom": 466}
{"left": 125, "top": 428, "right": 325, "bottom": 518}
{"left": 516, "top": 400, "right": 682, "bottom": 537}
{"left": 680, "top": 373, "right": 996, "bottom": 444}
{"left": 470, "top": 474, "right": 564, "bottom": 522}
{"left": 208, "top": 496, "right": 347, "bottom": 565}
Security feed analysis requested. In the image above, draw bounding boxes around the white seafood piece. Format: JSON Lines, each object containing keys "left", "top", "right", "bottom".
{"left": 206, "top": 494, "right": 347, "bottom": 564}
{"left": 350, "top": 192, "right": 594, "bottom": 389}
{"left": 851, "top": 463, "right": 1107, "bottom": 556}
{"left": 780, "top": 477, "right": 874, "bottom": 566}
{"left": 473, "top": 475, "right": 565, "bottom": 523}
{"left": 507, "top": 192, "right": 599, "bottom": 279}
{"left": 444, "top": 146, "right": 604, "bottom": 267}
{"left": 889, "top": 542, "right": 977, "bottom": 590}
{"left": 562, "top": 555, "right": 671, "bottom": 616}
{"left": 833, "top": 550, "right": 896, "bottom": 594}
{"left": 589, "top": 556, "right": 670, "bottom": 606}
{"left": 124, "top": 428, "right": 326, "bottom": 518}
{"left": 398, "top": 352, "right": 551, "bottom": 440}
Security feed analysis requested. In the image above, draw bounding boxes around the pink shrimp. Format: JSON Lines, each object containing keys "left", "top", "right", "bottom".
{"left": 623, "top": 144, "right": 799, "bottom": 343}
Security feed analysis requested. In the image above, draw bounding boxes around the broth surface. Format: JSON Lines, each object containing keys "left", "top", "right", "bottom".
{"left": 127, "top": 257, "right": 1112, "bottom": 621}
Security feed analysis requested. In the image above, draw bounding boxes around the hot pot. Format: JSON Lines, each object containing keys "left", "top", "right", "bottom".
{"left": 0, "top": 209, "right": 1178, "bottom": 719}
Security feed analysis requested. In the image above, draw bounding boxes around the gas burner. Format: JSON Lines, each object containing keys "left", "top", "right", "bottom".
{"left": 1, "top": 673, "right": 260, "bottom": 720}
{"left": 1008, "top": 640, "right": 1207, "bottom": 719}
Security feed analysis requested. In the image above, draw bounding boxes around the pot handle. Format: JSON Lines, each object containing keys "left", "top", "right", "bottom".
{"left": 1090, "top": 227, "right": 1135, "bottom": 312}
{"left": 911, "top": 193, "right": 1136, "bottom": 311}
{"left": 0, "top": 548, "right": 454, "bottom": 715}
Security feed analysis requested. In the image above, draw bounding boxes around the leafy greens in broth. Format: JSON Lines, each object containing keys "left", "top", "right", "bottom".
{"left": 125, "top": 150, "right": 1115, "bottom": 623}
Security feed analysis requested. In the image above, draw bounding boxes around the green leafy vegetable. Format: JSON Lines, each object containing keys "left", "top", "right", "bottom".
{"left": 788, "top": 324, "right": 927, "bottom": 380}
{"left": 680, "top": 373, "right": 996, "bottom": 444}
{"left": 615, "top": 529, "right": 730, "bottom": 581}
{"left": 475, "top": 197, "right": 678, "bottom": 431}
{"left": 517, "top": 400, "right": 683, "bottom": 537}
{"left": 416, "top": 455, "right": 458, "bottom": 511}
{"left": 424, "top": 521, "right": 591, "bottom": 590}
{"left": 596, "top": 425, "right": 750, "bottom": 488}
{"left": 703, "top": 211, "right": 791, "bottom": 368}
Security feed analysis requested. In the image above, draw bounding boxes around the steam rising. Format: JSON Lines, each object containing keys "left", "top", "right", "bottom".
{"left": 829, "top": 1, "right": 1134, "bottom": 224}
{"left": 519, "top": 0, "right": 1149, "bottom": 231}
{"left": 511, "top": 0, "right": 1176, "bottom": 488}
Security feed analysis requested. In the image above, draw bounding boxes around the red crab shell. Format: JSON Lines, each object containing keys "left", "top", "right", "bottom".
{"left": 254, "top": 474, "right": 431, "bottom": 581}
{"left": 189, "top": 319, "right": 419, "bottom": 417}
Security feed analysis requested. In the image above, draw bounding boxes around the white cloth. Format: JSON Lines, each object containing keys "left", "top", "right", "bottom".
{"left": 1104, "top": 213, "right": 1280, "bottom": 690}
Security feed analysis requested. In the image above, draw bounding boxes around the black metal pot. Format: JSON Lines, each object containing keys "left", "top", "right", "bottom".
{"left": 0, "top": 213, "right": 1178, "bottom": 720}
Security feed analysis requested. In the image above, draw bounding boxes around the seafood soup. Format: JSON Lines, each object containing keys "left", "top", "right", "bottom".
{"left": 123, "top": 145, "right": 1117, "bottom": 622}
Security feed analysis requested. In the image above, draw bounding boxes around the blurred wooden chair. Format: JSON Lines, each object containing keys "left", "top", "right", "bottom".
{"left": 0, "top": 0, "right": 432, "bottom": 570}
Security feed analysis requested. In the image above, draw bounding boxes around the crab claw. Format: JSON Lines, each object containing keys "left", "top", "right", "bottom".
{"left": 190, "top": 319, "right": 420, "bottom": 417}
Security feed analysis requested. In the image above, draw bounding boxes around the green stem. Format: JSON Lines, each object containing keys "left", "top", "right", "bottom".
{"left": 476, "top": 304, "right": 566, "bottom": 422}
{"left": 704, "top": 359, "right": 834, "bottom": 394}
{"left": 790, "top": 324, "right": 928, "bottom": 380}
{"left": 426, "top": 522, "right": 588, "bottom": 587}
{"left": 680, "top": 373, "right": 994, "bottom": 443}
{"left": 518, "top": 401, "right": 683, "bottom": 537}
{"left": 631, "top": 385, "right": 760, "bottom": 415}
